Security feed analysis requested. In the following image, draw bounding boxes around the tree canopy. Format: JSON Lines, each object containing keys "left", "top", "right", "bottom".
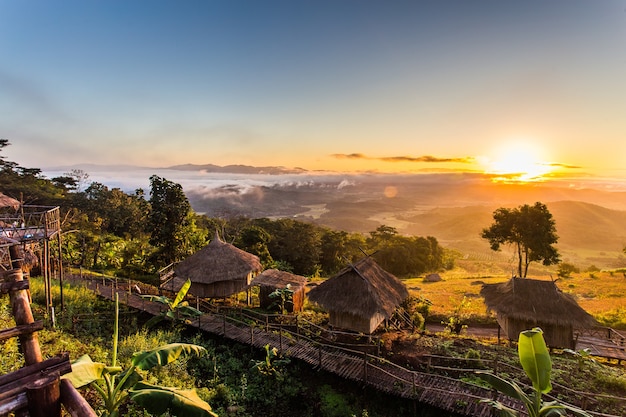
{"left": 481, "top": 202, "right": 560, "bottom": 277}
{"left": 0, "top": 139, "right": 449, "bottom": 280}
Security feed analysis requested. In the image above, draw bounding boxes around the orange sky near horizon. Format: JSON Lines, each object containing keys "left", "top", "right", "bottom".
{"left": 3, "top": 1, "right": 626, "bottom": 185}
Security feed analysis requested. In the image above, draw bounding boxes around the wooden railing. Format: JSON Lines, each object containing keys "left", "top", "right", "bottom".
{"left": 0, "top": 205, "right": 61, "bottom": 245}
{"left": 68, "top": 271, "right": 626, "bottom": 417}
{"left": 0, "top": 268, "right": 96, "bottom": 417}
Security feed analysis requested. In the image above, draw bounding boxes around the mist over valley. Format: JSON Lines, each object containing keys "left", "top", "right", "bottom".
{"left": 44, "top": 164, "right": 626, "bottom": 271}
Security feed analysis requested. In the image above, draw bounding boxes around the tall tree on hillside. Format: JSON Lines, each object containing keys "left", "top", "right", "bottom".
{"left": 148, "top": 175, "right": 200, "bottom": 266}
{"left": 481, "top": 202, "right": 560, "bottom": 278}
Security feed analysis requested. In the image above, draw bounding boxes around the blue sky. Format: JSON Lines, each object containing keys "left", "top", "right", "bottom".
{"left": 2, "top": 1, "right": 626, "bottom": 182}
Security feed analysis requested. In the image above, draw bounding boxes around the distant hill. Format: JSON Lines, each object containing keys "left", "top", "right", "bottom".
{"left": 399, "top": 201, "right": 626, "bottom": 269}
{"left": 43, "top": 164, "right": 626, "bottom": 269}
{"left": 166, "top": 163, "right": 307, "bottom": 175}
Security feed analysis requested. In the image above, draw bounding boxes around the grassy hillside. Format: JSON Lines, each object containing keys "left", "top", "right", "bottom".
{"left": 396, "top": 201, "right": 626, "bottom": 270}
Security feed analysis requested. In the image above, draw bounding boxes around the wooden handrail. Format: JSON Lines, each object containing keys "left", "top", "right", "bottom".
{"left": 0, "top": 321, "right": 44, "bottom": 342}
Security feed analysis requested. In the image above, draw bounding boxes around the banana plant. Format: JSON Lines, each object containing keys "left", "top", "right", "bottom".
{"left": 62, "top": 294, "right": 216, "bottom": 417}
{"left": 141, "top": 278, "right": 203, "bottom": 328}
{"left": 477, "top": 328, "right": 591, "bottom": 417}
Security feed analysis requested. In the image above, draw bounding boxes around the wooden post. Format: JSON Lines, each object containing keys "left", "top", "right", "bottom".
{"left": 295, "top": 315, "right": 300, "bottom": 341}
{"left": 4, "top": 268, "right": 42, "bottom": 364}
{"left": 250, "top": 323, "right": 254, "bottom": 344}
{"left": 60, "top": 379, "right": 97, "bottom": 417}
{"left": 279, "top": 328, "right": 283, "bottom": 352}
{"left": 27, "top": 375, "right": 60, "bottom": 417}
{"left": 57, "top": 233, "right": 64, "bottom": 311}
{"left": 223, "top": 314, "right": 226, "bottom": 336}
{"left": 363, "top": 352, "right": 368, "bottom": 383}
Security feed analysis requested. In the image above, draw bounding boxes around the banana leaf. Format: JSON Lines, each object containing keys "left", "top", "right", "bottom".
{"left": 128, "top": 382, "right": 217, "bottom": 417}
{"left": 62, "top": 354, "right": 122, "bottom": 388}
{"left": 518, "top": 328, "right": 552, "bottom": 394}
{"left": 131, "top": 343, "right": 206, "bottom": 371}
{"left": 171, "top": 278, "right": 192, "bottom": 309}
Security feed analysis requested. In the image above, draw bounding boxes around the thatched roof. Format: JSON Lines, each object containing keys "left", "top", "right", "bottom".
{"left": 249, "top": 269, "right": 307, "bottom": 290}
{"left": 307, "top": 256, "right": 408, "bottom": 319}
{"left": 0, "top": 193, "right": 19, "bottom": 210}
{"left": 480, "top": 278, "right": 596, "bottom": 328}
{"left": 174, "top": 232, "right": 262, "bottom": 284}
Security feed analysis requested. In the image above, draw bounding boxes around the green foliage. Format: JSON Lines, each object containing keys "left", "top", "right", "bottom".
{"left": 250, "top": 344, "right": 291, "bottom": 381}
{"left": 148, "top": 175, "right": 205, "bottom": 266}
{"left": 443, "top": 297, "right": 471, "bottom": 335}
{"left": 318, "top": 384, "right": 356, "bottom": 417}
{"left": 557, "top": 262, "right": 579, "bottom": 278}
{"left": 401, "top": 295, "right": 432, "bottom": 330}
{"left": 368, "top": 227, "right": 445, "bottom": 277}
{"left": 481, "top": 202, "right": 560, "bottom": 278}
{"left": 563, "top": 348, "right": 595, "bottom": 371}
{"left": 268, "top": 284, "right": 294, "bottom": 314}
{"left": 62, "top": 295, "right": 214, "bottom": 417}
{"left": 478, "top": 328, "right": 592, "bottom": 417}
{"left": 141, "top": 278, "right": 202, "bottom": 328}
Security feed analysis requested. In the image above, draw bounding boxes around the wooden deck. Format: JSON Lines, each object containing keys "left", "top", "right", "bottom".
{"left": 67, "top": 274, "right": 622, "bottom": 417}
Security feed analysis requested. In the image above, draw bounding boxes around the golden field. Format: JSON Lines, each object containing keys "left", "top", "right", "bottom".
{"left": 407, "top": 259, "right": 626, "bottom": 329}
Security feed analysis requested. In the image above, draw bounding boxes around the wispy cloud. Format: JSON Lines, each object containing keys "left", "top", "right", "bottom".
{"left": 331, "top": 153, "right": 475, "bottom": 163}
{"left": 543, "top": 162, "right": 582, "bottom": 169}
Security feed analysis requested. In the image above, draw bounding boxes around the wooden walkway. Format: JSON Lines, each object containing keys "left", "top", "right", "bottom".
{"left": 68, "top": 275, "right": 621, "bottom": 417}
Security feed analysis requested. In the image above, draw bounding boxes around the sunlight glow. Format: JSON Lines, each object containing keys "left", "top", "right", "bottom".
{"left": 485, "top": 141, "right": 553, "bottom": 183}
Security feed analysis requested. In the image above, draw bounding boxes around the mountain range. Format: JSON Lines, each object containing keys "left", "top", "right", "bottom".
{"left": 46, "top": 163, "right": 626, "bottom": 270}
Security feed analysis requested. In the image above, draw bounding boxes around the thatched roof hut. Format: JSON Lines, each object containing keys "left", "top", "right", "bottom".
{"left": 249, "top": 269, "right": 308, "bottom": 312}
{"left": 163, "top": 233, "right": 262, "bottom": 298}
{"left": 0, "top": 193, "right": 19, "bottom": 211}
{"left": 480, "top": 277, "right": 596, "bottom": 348}
{"left": 307, "top": 256, "right": 409, "bottom": 334}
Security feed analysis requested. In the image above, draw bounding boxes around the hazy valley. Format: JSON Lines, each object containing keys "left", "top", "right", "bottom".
{"left": 47, "top": 165, "right": 626, "bottom": 271}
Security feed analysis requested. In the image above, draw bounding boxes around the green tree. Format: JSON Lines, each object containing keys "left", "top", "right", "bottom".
{"left": 148, "top": 175, "right": 203, "bottom": 266}
{"left": 257, "top": 218, "right": 322, "bottom": 276}
{"left": 557, "top": 262, "right": 579, "bottom": 278}
{"left": 0, "top": 139, "right": 68, "bottom": 205}
{"left": 367, "top": 225, "right": 444, "bottom": 277}
{"left": 319, "top": 229, "right": 366, "bottom": 275}
{"left": 481, "top": 202, "right": 560, "bottom": 278}
{"left": 235, "top": 224, "right": 274, "bottom": 267}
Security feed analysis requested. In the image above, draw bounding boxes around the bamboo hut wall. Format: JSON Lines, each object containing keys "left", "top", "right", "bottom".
{"left": 329, "top": 311, "right": 385, "bottom": 334}
{"left": 190, "top": 279, "right": 247, "bottom": 299}
{"left": 497, "top": 313, "right": 575, "bottom": 349}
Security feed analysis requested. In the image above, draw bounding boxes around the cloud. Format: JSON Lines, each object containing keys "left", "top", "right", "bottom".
{"left": 331, "top": 153, "right": 368, "bottom": 160}
{"left": 331, "top": 153, "right": 475, "bottom": 164}
{"left": 544, "top": 162, "right": 582, "bottom": 169}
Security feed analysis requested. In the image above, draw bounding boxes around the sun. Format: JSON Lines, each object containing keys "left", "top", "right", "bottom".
{"left": 484, "top": 141, "right": 553, "bottom": 183}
